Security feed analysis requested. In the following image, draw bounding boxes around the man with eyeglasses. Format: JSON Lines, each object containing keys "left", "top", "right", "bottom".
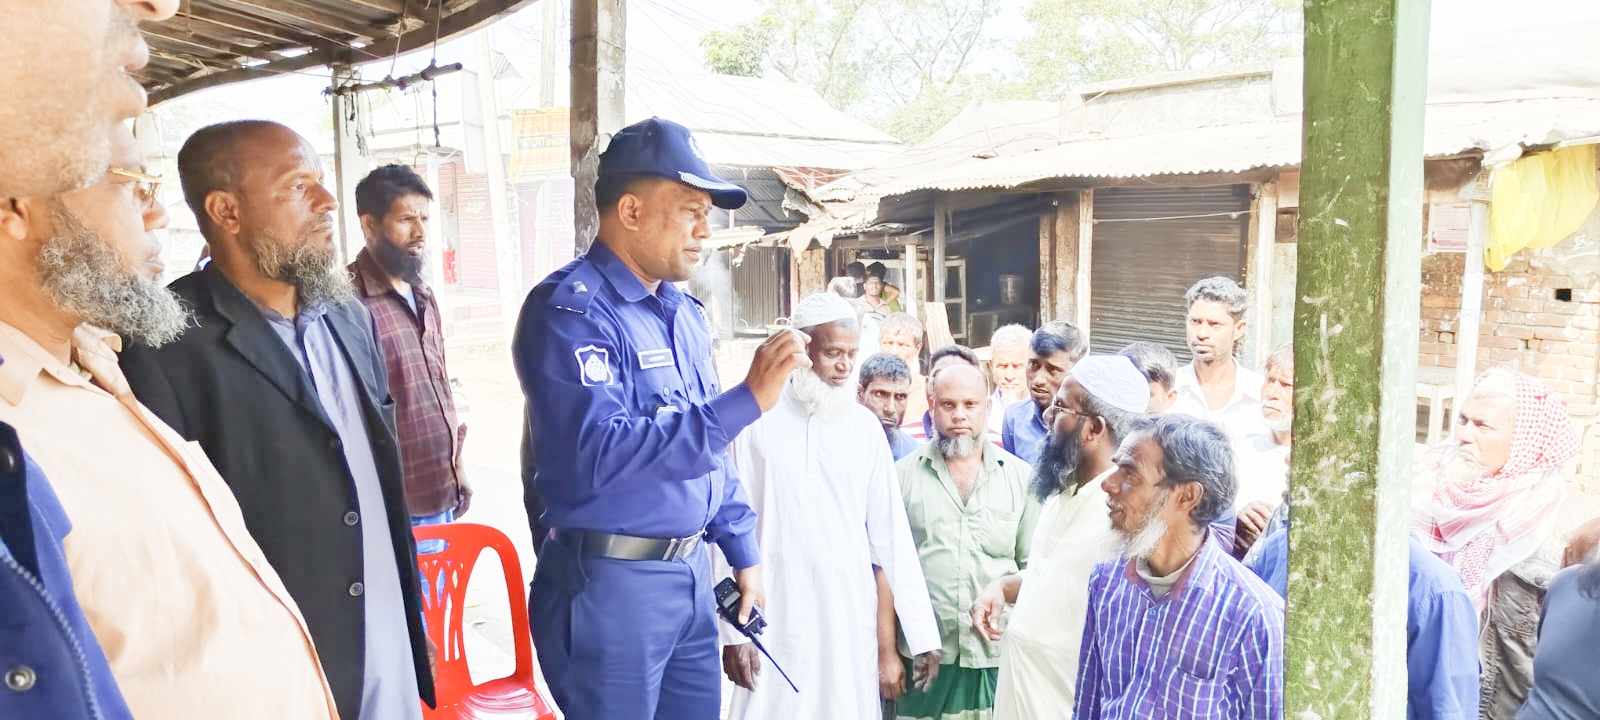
{"left": 0, "top": 126, "right": 340, "bottom": 718}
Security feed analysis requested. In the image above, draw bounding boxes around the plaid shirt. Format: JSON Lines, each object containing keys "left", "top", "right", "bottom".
{"left": 1074, "top": 534, "right": 1284, "bottom": 720}
{"left": 350, "top": 250, "right": 463, "bottom": 515}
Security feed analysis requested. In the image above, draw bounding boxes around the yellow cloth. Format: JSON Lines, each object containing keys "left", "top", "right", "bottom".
{"left": 1487, "top": 145, "right": 1599, "bottom": 271}
{"left": 0, "top": 322, "right": 340, "bottom": 719}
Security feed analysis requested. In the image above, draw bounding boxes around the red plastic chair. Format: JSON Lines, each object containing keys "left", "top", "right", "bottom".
{"left": 414, "top": 523, "right": 559, "bottom": 720}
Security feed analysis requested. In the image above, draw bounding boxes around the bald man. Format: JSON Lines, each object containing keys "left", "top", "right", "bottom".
{"left": 119, "top": 120, "right": 434, "bottom": 720}
{"left": 895, "top": 363, "right": 1040, "bottom": 720}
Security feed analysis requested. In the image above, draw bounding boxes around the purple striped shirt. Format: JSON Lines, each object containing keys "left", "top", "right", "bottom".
{"left": 1073, "top": 535, "right": 1284, "bottom": 720}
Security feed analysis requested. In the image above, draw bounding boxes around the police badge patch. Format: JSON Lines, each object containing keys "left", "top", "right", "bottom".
{"left": 574, "top": 345, "right": 613, "bottom": 387}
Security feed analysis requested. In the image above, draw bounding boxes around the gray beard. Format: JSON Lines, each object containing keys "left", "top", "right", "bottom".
{"left": 37, "top": 202, "right": 191, "bottom": 347}
{"left": 1031, "top": 423, "right": 1085, "bottom": 502}
{"left": 936, "top": 433, "right": 978, "bottom": 460}
{"left": 1117, "top": 489, "right": 1172, "bottom": 561}
{"left": 790, "top": 369, "right": 856, "bottom": 417}
{"left": 247, "top": 230, "right": 353, "bottom": 308}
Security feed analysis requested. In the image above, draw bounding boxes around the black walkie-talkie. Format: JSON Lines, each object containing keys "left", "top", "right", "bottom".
{"left": 714, "top": 577, "right": 798, "bottom": 693}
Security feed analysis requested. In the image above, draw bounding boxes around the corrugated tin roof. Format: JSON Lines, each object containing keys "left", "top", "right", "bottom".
{"left": 869, "top": 97, "right": 1600, "bottom": 196}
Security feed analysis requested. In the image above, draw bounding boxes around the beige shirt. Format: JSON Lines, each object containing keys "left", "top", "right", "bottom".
{"left": 0, "top": 321, "right": 339, "bottom": 719}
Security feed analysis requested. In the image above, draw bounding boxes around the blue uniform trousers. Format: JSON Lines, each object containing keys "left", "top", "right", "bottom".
{"left": 529, "top": 534, "right": 720, "bottom": 719}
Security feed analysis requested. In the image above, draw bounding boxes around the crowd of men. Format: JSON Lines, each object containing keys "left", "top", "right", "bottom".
{"left": 4, "top": 3, "right": 1600, "bottom": 720}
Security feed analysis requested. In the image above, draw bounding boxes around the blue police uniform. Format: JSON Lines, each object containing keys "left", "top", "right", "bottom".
{"left": 513, "top": 117, "right": 763, "bottom": 719}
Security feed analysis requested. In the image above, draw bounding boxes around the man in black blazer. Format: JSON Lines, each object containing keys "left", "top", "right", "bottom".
{"left": 120, "top": 120, "right": 434, "bottom": 720}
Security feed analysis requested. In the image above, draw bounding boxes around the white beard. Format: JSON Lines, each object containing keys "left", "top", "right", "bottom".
{"left": 936, "top": 434, "right": 978, "bottom": 459}
{"left": 1120, "top": 515, "right": 1169, "bottom": 561}
{"left": 789, "top": 368, "right": 856, "bottom": 418}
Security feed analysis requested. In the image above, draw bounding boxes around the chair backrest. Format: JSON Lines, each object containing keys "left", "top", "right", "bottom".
{"left": 412, "top": 523, "right": 534, "bottom": 702}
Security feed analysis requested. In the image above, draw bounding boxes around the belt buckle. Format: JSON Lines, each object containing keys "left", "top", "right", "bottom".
{"left": 662, "top": 537, "right": 682, "bottom": 561}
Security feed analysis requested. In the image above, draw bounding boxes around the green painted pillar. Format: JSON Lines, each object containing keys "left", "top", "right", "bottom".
{"left": 1287, "top": 0, "right": 1430, "bottom": 718}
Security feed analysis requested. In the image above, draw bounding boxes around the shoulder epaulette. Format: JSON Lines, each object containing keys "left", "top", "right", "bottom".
{"left": 547, "top": 262, "right": 603, "bottom": 315}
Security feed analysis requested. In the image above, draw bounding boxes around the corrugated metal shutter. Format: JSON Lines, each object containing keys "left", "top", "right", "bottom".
{"left": 732, "top": 246, "right": 789, "bottom": 336}
{"left": 1089, "top": 186, "right": 1250, "bottom": 360}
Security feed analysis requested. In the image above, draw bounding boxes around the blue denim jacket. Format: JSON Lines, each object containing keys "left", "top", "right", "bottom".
{"left": 0, "top": 421, "right": 131, "bottom": 720}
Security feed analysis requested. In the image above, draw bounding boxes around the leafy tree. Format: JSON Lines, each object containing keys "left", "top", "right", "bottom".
{"left": 1010, "top": 0, "right": 1301, "bottom": 99}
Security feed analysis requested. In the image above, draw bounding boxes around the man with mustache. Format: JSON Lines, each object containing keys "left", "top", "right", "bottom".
{"left": 896, "top": 363, "right": 1040, "bottom": 720}
{"left": 0, "top": 126, "right": 338, "bottom": 718}
{"left": 1171, "top": 277, "right": 1267, "bottom": 451}
{"left": 1001, "top": 321, "right": 1088, "bottom": 464}
{"left": 348, "top": 164, "right": 472, "bottom": 554}
{"left": 721, "top": 292, "right": 940, "bottom": 720}
{"left": 971, "top": 355, "right": 1150, "bottom": 719}
{"left": 1075, "top": 414, "right": 1283, "bottom": 720}
{"left": 119, "top": 120, "right": 433, "bottom": 720}
{"left": 859, "top": 352, "right": 921, "bottom": 461}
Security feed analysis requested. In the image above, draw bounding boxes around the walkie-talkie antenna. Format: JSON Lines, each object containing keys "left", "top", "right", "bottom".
{"left": 747, "top": 634, "right": 799, "bottom": 694}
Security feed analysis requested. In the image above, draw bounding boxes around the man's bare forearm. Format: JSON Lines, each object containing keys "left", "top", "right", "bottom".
{"left": 874, "top": 566, "right": 897, "bottom": 658}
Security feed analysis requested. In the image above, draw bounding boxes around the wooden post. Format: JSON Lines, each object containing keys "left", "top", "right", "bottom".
{"left": 1452, "top": 181, "right": 1491, "bottom": 424}
{"left": 571, "top": 0, "right": 625, "bottom": 254}
{"left": 932, "top": 195, "right": 948, "bottom": 306}
{"left": 1039, "top": 210, "right": 1055, "bottom": 321}
{"left": 1247, "top": 181, "right": 1280, "bottom": 366}
{"left": 1288, "top": 1, "right": 1429, "bottom": 718}
{"left": 1052, "top": 192, "right": 1081, "bottom": 325}
{"left": 904, "top": 241, "right": 920, "bottom": 320}
{"left": 1076, "top": 189, "right": 1094, "bottom": 336}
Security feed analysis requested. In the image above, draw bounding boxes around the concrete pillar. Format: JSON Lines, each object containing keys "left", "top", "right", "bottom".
{"left": 330, "top": 66, "right": 370, "bottom": 265}
{"left": 570, "top": 0, "right": 626, "bottom": 254}
{"left": 1287, "top": 1, "right": 1430, "bottom": 718}
{"left": 474, "top": 31, "right": 519, "bottom": 333}
{"left": 1247, "top": 181, "right": 1280, "bottom": 366}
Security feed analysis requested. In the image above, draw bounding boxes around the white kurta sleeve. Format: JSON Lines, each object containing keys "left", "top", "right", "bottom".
{"left": 865, "top": 439, "right": 940, "bottom": 656}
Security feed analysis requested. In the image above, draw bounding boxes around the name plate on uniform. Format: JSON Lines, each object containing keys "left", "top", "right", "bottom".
{"left": 637, "top": 348, "right": 674, "bottom": 370}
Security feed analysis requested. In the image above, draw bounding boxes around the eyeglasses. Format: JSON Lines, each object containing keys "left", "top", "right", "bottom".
{"left": 109, "top": 167, "right": 162, "bottom": 210}
{"left": 1042, "top": 403, "right": 1092, "bottom": 423}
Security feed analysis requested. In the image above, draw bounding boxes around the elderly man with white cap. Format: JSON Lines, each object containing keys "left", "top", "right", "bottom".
{"left": 719, "top": 292, "right": 942, "bottom": 720}
{"left": 970, "top": 355, "right": 1151, "bottom": 719}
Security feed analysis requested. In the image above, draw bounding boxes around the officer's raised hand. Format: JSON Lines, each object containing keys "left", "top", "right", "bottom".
{"left": 745, "top": 329, "right": 810, "bottom": 411}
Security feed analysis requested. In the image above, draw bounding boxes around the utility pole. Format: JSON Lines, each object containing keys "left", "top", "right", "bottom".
{"left": 1286, "top": 1, "right": 1430, "bottom": 718}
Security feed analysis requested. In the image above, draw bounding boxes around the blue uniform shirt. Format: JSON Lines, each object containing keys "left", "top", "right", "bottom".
{"left": 1247, "top": 531, "right": 1479, "bottom": 720}
{"left": 1001, "top": 399, "right": 1047, "bottom": 464}
{"left": 513, "top": 242, "right": 761, "bottom": 569}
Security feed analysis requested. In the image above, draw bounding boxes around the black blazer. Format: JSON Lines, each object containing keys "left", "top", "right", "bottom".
{"left": 119, "top": 265, "right": 435, "bottom": 719}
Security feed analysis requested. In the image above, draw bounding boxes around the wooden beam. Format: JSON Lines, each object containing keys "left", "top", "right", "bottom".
{"left": 343, "top": 0, "right": 409, "bottom": 14}
{"left": 1075, "top": 189, "right": 1093, "bottom": 334}
{"left": 932, "top": 194, "right": 948, "bottom": 304}
{"left": 172, "top": 6, "right": 321, "bottom": 45}
{"left": 150, "top": 0, "right": 540, "bottom": 106}
{"left": 1452, "top": 176, "right": 1491, "bottom": 428}
{"left": 1287, "top": 1, "right": 1430, "bottom": 718}
{"left": 571, "top": 0, "right": 627, "bottom": 253}
{"left": 223, "top": 0, "right": 382, "bottom": 41}
{"left": 1246, "top": 181, "right": 1279, "bottom": 366}
{"left": 144, "top": 29, "right": 277, "bottom": 62}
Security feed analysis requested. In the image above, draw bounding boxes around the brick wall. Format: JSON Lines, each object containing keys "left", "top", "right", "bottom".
{"left": 1419, "top": 253, "right": 1600, "bottom": 492}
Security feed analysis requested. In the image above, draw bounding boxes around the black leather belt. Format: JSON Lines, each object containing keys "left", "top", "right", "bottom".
{"left": 553, "top": 529, "right": 704, "bottom": 562}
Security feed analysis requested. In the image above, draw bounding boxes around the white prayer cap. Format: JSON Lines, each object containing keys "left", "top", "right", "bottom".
{"left": 1068, "top": 355, "right": 1151, "bottom": 414}
{"left": 791, "top": 292, "right": 857, "bottom": 329}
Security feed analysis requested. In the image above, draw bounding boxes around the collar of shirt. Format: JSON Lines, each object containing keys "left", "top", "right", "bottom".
{"left": 912, "top": 439, "right": 1011, "bottom": 502}
{"left": 255, "top": 299, "right": 331, "bottom": 337}
{"left": 1176, "top": 360, "right": 1263, "bottom": 412}
{"left": 353, "top": 247, "right": 433, "bottom": 305}
{"left": 589, "top": 241, "right": 684, "bottom": 307}
{"left": 1118, "top": 531, "right": 1226, "bottom": 604}
{"left": 0, "top": 322, "right": 126, "bottom": 406}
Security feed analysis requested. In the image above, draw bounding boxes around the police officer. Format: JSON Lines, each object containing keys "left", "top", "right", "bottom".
{"left": 513, "top": 117, "right": 805, "bottom": 719}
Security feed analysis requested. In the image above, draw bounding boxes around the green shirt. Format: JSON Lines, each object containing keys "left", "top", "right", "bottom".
{"left": 896, "top": 442, "right": 1041, "bottom": 668}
